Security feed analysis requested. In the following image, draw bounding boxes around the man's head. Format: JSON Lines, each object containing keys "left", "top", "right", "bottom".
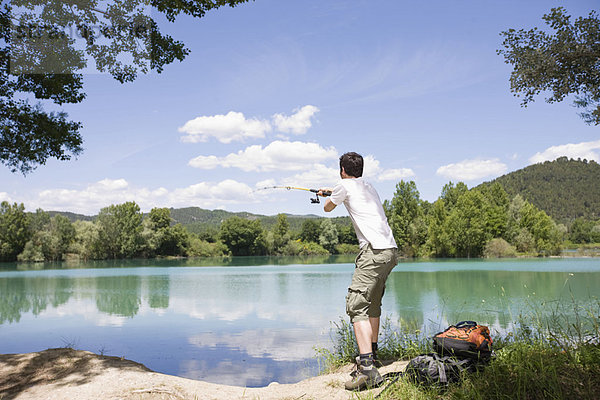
{"left": 339, "top": 152, "right": 363, "bottom": 178}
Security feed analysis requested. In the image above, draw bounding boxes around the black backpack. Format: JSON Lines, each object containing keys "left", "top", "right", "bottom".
{"left": 403, "top": 353, "right": 474, "bottom": 387}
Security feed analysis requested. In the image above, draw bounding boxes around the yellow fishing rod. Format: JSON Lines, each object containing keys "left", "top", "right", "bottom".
{"left": 255, "top": 186, "right": 332, "bottom": 203}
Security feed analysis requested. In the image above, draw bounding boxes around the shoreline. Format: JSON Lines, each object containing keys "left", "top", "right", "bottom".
{"left": 0, "top": 348, "right": 408, "bottom": 400}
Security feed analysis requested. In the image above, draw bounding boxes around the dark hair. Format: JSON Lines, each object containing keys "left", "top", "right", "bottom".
{"left": 339, "top": 152, "right": 363, "bottom": 177}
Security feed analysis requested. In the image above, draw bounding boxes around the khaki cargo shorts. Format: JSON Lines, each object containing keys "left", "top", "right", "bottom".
{"left": 346, "top": 244, "right": 398, "bottom": 323}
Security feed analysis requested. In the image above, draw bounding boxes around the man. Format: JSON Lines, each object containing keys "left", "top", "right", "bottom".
{"left": 320, "top": 152, "right": 398, "bottom": 391}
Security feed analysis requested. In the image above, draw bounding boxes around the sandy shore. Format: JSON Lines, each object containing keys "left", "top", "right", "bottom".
{"left": 0, "top": 348, "right": 408, "bottom": 400}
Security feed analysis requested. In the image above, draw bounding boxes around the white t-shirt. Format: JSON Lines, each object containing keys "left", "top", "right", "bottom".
{"left": 329, "top": 177, "right": 397, "bottom": 250}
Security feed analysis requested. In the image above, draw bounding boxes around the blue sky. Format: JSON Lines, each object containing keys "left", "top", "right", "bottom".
{"left": 2, "top": 0, "right": 599, "bottom": 217}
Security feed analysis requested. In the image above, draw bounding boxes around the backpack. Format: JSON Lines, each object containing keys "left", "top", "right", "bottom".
{"left": 403, "top": 353, "right": 474, "bottom": 387}
{"left": 432, "top": 320, "right": 493, "bottom": 362}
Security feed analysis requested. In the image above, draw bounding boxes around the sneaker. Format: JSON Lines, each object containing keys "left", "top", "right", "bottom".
{"left": 344, "top": 361, "right": 383, "bottom": 391}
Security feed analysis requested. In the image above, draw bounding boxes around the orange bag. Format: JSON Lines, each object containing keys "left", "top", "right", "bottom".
{"left": 433, "top": 321, "right": 493, "bottom": 361}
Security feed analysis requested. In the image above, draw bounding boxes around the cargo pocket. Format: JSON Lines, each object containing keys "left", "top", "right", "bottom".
{"left": 346, "top": 286, "right": 370, "bottom": 322}
{"left": 372, "top": 249, "right": 393, "bottom": 265}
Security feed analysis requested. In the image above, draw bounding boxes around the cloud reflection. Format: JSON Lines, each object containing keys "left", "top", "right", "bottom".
{"left": 188, "top": 328, "right": 323, "bottom": 362}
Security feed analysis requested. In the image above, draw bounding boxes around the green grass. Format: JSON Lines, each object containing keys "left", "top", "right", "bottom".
{"left": 318, "top": 298, "right": 600, "bottom": 400}
{"left": 315, "top": 317, "right": 429, "bottom": 373}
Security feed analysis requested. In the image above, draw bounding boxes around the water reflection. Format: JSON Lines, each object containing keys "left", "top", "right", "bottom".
{"left": 0, "top": 258, "right": 599, "bottom": 387}
{"left": 2, "top": 254, "right": 356, "bottom": 272}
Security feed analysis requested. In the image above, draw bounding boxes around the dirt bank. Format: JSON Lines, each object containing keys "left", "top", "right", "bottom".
{"left": 0, "top": 348, "right": 408, "bottom": 400}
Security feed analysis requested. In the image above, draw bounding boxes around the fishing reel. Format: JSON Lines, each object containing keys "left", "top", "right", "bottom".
{"left": 309, "top": 189, "right": 331, "bottom": 204}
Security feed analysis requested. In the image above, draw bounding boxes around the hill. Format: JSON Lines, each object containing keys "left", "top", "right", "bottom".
{"left": 168, "top": 207, "right": 325, "bottom": 234}
{"left": 49, "top": 207, "right": 348, "bottom": 234}
{"left": 478, "top": 157, "right": 600, "bottom": 223}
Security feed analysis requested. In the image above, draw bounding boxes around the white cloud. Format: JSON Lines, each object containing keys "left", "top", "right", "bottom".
{"left": 280, "top": 164, "right": 340, "bottom": 189}
{"left": 363, "top": 155, "right": 415, "bottom": 182}
{"left": 170, "top": 180, "right": 253, "bottom": 206}
{"left": 178, "top": 111, "right": 272, "bottom": 144}
{"left": 30, "top": 178, "right": 254, "bottom": 215}
{"left": 186, "top": 155, "right": 221, "bottom": 170}
{"left": 178, "top": 106, "right": 319, "bottom": 144}
{"left": 376, "top": 168, "right": 416, "bottom": 181}
{"left": 272, "top": 155, "right": 415, "bottom": 189}
{"left": 529, "top": 140, "right": 600, "bottom": 164}
{"left": 188, "top": 141, "right": 339, "bottom": 172}
{"left": 272, "top": 105, "right": 319, "bottom": 134}
{"left": 0, "top": 192, "right": 11, "bottom": 202}
{"left": 436, "top": 158, "right": 507, "bottom": 181}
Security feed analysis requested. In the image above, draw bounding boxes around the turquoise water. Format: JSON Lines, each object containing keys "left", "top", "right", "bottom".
{"left": 0, "top": 257, "right": 599, "bottom": 387}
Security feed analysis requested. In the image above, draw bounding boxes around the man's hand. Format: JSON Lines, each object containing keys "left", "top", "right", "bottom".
{"left": 317, "top": 188, "right": 332, "bottom": 197}
{"left": 318, "top": 188, "right": 336, "bottom": 212}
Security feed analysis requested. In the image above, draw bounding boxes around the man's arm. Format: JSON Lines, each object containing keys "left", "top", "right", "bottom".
{"left": 323, "top": 198, "right": 337, "bottom": 212}
{"left": 319, "top": 188, "right": 337, "bottom": 212}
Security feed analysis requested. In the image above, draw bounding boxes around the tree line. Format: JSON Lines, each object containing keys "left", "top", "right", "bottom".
{"left": 0, "top": 201, "right": 359, "bottom": 262}
{"left": 384, "top": 181, "right": 570, "bottom": 258}
{"left": 1, "top": 180, "right": 599, "bottom": 262}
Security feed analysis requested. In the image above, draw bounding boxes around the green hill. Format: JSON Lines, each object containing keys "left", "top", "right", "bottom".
{"left": 49, "top": 206, "right": 344, "bottom": 234}
{"left": 478, "top": 157, "right": 600, "bottom": 223}
{"left": 168, "top": 207, "right": 324, "bottom": 234}
{"left": 47, "top": 211, "right": 94, "bottom": 222}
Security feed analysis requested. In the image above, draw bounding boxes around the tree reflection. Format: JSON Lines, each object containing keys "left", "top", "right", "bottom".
{"left": 95, "top": 276, "right": 141, "bottom": 317}
{"left": 147, "top": 275, "right": 169, "bottom": 309}
{"left": 388, "top": 269, "right": 600, "bottom": 331}
{"left": 0, "top": 276, "right": 72, "bottom": 324}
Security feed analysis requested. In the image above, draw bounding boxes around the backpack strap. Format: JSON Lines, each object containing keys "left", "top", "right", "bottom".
{"left": 455, "top": 320, "right": 477, "bottom": 329}
{"left": 432, "top": 354, "right": 448, "bottom": 384}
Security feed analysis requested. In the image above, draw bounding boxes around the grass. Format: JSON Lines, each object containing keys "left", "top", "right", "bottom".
{"left": 317, "top": 298, "right": 600, "bottom": 400}
{"left": 315, "top": 317, "right": 429, "bottom": 373}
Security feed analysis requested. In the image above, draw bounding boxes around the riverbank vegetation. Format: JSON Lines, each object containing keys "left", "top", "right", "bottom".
{"left": 1, "top": 160, "right": 599, "bottom": 262}
{"left": 317, "top": 299, "right": 600, "bottom": 400}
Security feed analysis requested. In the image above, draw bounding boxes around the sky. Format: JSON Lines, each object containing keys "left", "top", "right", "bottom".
{"left": 1, "top": 0, "right": 599, "bottom": 217}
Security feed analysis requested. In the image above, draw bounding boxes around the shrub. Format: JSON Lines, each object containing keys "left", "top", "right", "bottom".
{"left": 187, "top": 236, "right": 230, "bottom": 257}
{"left": 334, "top": 243, "right": 359, "bottom": 254}
{"left": 484, "top": 238, "right": 517, "bottom": 258}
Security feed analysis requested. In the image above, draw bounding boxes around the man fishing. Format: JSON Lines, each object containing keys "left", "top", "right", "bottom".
{"left": 319, "top": 152, "right": 398, "bottom": 391}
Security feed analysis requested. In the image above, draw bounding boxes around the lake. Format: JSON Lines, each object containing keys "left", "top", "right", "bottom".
{"left": 1, "top": 256, "right": 599, "bottom": 387}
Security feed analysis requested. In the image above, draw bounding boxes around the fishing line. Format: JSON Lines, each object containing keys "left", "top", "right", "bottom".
{"left": 254, "top": 186, "right": 331, "bottom": 204}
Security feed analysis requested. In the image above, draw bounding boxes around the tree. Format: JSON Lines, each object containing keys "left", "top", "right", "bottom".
{"left": 0, "top": 201, "right": 30, "bottom": 261}
{"left": 519, "top": 202, "right": 562, "bottom": 254}
{"left": 476, "top": 183, "right": 509, "bottom": 239}
{"left": 1, "top": 0, "right": 252, "bottom": 173}
{"left": 71, "top": 220, "right": 102, "bottom": 260}
{"left": 143, "top": 207, "right": 189, "bottom": 256}
{"left": 18, "top": 213, "right": 76, "bottom": 261}
{"left": 300, "top": 219, "right": 320, "bottom": 243}
{"left": 570, "top": 217, "right": 594, "bottom": 243}
{"left": 318, "top": 219, "right": 338, "bottom": 254}
{"left": 498, "top": 7, "right": 600, "bottom": 124}
{"left": 148, "top": 207, "right": 171, "bottom": 230}
{"left": 272, "top": 213, "right": 290, "bottom": 254}
{"left": 387, "top": 180, "right": 426, "bottom": 256}
{"left": 444, "top": 190, "right": 491, "bottom": 258}
{"left": 425, "top": 199, "right": 450, "bottom": 257}
{"left": 219, "top": 216, "right": 266, "bottom": 256}
{"left": 337, "top": 223, "right": 358, "bottom": 245}
{"left": 95, "top": 201, "right": 144, "bottom": 258}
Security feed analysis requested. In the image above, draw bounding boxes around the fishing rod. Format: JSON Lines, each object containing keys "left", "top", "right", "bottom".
{"left": 255, "top": 186, "right": 332, "bottom": 204}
